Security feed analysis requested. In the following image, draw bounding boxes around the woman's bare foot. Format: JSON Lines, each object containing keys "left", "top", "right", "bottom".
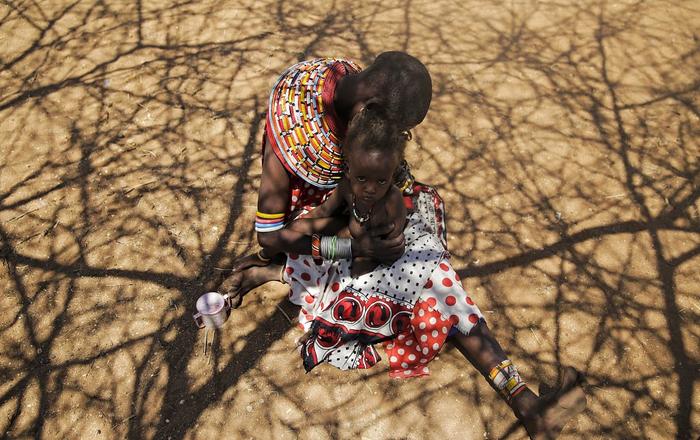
{"left": 230, "top": 250, "right": 283, "bottom": 273}
{"left": 522, "top": 367, "right": 587, "bottom": 439}
{"left": 220, "top": 263, "right": 284, "bottom": 308}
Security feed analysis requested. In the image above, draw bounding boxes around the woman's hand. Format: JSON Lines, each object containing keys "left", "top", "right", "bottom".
{"left": 352, "top": 222, "right": 405, "bottom": 264}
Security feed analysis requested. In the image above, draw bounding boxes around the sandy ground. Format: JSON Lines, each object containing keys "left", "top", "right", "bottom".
{"left": 0, "top": 0, "right": 698, "bottom": 439}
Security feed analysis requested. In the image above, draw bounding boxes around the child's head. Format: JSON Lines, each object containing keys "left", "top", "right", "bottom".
{"left": 354, "top": 51, "right": 432, "bottom": 131}
{"left": 343, "top": 106, "right": 408, "bottom": 205}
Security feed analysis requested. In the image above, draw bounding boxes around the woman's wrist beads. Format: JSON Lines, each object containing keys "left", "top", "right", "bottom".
{"left": 315, "top": 235, "right": 351, "bottom": 260}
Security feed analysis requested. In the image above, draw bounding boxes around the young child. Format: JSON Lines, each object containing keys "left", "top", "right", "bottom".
{"left": 283, "top": 106, "right": 461, "bottom": 374}
{"left": 291, "top": 103, "right": 408, "bottom": 277}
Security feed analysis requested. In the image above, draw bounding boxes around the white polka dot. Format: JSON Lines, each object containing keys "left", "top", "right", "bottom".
{"left": 422, "top": 347, "right": 429, "bottom": 355}
{"left": 420, "top": 335, "right": 428, "bottom": 342}
{"left": 442, "top": 327, "right": 448, "bottom": 334}
{"left": 418, "top": 309, "right": 425, "bottom": 317}
{"left": 398, "top": 334, "right": 405, "bottom": 340}
{"left": 420, "top": 358, "right": 428, "bottom": 363}
{"left": 408, "top": 354, "right": 416, "bottom": 361}
{"left": 423, "top": 366, "right": 429, "bottom": 373}
{"left": 387, "top": 344, "right": 394, "bottom": 349}
{"left": 291, "top": 195, "right": 298, "bottom": 202}
{"left": 419, "top": 322, "right": 426, "bottom": 330}
{"left": 390, "top": 356, "right": 398, "bottom": 363}
{"left": 398, "top": 348, "right": 405, "bottom": 355}
{"left": 432, "top": 343, "right": 440, "bottom": 350}
{"left": 432, "top": 330, "right": 439, "bottom": 337}
{"left": 405, "top": 340, "right": 413, "bottom": 346}
{"left": 401, "top": 362, "right": 408, "bottom": 368}
{"left": 404, "top": 370, "right": 412, "bottom": 375}
{"left": 429, "top": 317, "right": 437, "bottom": 325}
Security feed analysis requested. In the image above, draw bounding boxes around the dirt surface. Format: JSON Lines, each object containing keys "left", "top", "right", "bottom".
{"left": 1, "top": 1, "right": 698, "bottom": 439}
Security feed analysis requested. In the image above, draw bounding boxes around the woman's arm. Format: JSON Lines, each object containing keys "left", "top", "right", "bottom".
{"left": 300, "top": 179, "right": 347, "bottom": 219}
{"left": 255, "top": 141, "right": 315, "bottom": 254}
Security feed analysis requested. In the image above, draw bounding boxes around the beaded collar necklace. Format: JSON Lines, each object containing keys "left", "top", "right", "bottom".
{"left": 351, "top": 195, "right": 372, "bottom": 225}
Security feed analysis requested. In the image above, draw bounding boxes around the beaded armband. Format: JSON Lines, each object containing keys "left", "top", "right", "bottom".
{"left": 488, "top": 359, "right": 527, "bottom": 403}
{"left": 255, "top": 211, "right": 285, "bottom": 232}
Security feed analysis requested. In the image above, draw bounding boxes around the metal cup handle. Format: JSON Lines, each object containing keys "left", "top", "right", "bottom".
{"left": 193, "top": 312, "right": 205, "bottom": 329}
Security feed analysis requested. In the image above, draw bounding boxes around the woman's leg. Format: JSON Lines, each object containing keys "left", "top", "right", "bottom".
{"left": 452, "top": 322, "right": 586, "bottom": 439}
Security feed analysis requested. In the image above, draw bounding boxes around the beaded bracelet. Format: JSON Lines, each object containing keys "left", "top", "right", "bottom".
{"left": 255, "top": 211, "right": 285, "bottom": 232}
{"left": 311, "top": 234, "right": 321, "bottom": 259}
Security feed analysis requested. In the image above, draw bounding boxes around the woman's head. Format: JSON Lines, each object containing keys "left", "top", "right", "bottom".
{"left": 354, "top": 51, "right": 432, "bottom": 131}
{"left": 343, "top": 105, "right": 408, "bottom": 205}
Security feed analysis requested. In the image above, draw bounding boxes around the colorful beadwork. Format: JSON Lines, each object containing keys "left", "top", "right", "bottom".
{"left": 266, "top": 58, "right": 361, "bottom": 188}
{"left": 311, "top": 234, "right": 321, "bottom": 259}
{"left": 255, "top": 211, "right": 285, "bottom": 232}
{"left": 488, "top": 359, "right": 527, "bottom": 403}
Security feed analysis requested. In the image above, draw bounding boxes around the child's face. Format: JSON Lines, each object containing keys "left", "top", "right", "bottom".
{"left": 345, "top": 148, "right": 399, "bottom": 205}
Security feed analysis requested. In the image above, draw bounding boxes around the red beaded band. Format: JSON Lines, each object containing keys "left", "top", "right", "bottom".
{"left": 311, "top": 234, "right": 321, "bottom": 259}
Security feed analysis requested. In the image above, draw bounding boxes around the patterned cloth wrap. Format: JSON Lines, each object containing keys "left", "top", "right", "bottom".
{"left": 284, "top": 184, "right": 484, "bottom": 378}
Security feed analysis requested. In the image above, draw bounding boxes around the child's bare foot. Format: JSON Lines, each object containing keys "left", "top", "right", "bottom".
{"left": 522, "top": 367, "right": 587, "bottom": 439}
{"left": 220, "top": 263, "right": 283, "bottom": 308}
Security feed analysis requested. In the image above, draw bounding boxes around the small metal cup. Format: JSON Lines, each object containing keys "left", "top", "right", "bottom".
{"left": 193, "top": 292, "right": 231, "bottom": 329}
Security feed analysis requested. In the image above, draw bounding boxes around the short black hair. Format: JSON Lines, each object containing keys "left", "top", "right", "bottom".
{"left": 359, "top": 51, "right": 432, "bottom": 130}
{"left": 344, "top": 105, "right": 407, "bottom": 162}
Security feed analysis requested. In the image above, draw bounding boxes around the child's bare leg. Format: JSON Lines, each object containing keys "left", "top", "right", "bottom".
{"left": 351, "top": 257, "right": 378, "bottom": 277}
{"left": 220, "top": 262, "right": 285, "bottom": 308}
{"left": 452, "top": 321, "right": 586, "bottom": 439}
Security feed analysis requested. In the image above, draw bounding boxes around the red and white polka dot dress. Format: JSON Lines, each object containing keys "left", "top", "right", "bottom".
{"left": 383, "top": 260, "right": 483, "bottom": 378}
{"left": 284, "top": 184, "right": 484, "bottom": 377}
